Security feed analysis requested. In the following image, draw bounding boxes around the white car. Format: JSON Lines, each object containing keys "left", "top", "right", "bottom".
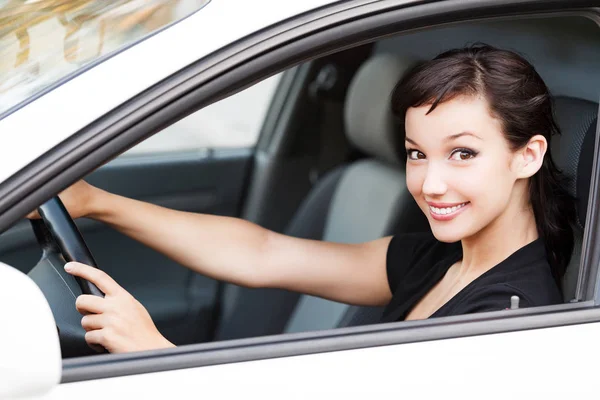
{"left": 1, "top": 0, "right": 600, "bottom": 398}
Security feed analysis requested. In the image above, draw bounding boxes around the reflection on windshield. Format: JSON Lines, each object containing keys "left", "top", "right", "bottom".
{"left": 0, "top": 0, "right": 210, "bottom": 116}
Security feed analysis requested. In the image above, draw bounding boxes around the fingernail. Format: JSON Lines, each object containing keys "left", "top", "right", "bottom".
{"left": 64, "top": 263, "right": 73, "bottom": 272}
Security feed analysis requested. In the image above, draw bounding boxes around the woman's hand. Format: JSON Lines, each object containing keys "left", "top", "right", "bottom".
{"left": 26, "top": 180, "right": 99, "bottom": 220}
{"left": 64, "top": 261, "right": 175, "bottom": 354}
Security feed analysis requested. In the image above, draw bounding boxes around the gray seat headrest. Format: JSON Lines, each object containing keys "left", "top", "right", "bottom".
{"left": 551, "top": 96, "right": 597, "bottom": 228}
{"left": 344, "top": 54, "right": 418, "bottom": 165}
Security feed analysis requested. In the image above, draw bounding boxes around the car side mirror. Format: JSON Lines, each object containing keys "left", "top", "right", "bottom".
{"left": 0, "top": 262, "right": 61, "bottom": 398}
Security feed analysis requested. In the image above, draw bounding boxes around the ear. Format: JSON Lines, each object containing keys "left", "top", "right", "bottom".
{"left": 516, "top": 134, "right": 547, "bottom": 179}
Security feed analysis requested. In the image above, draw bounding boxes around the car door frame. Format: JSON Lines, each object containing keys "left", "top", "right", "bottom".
{"left": 1, "top": 0, "right": 600, "bottom": 384}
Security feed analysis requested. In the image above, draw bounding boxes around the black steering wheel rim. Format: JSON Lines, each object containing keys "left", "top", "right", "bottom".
{"left": 31, "top": 196, "right": 104, "bottom": 297}
{"left": 27, "top": 196, "right": 106, "bottom": 357}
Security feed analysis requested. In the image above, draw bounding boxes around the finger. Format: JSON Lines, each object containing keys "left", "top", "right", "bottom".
{"left": 76, "top": 294, "right": 106, "bottom": 315}
{"left": 65, "top": 262, "right": 120, "bottom": 295}
{"left": 81, "top": 314, "right": 106, "bottom": 331}
{"left": 84, "top": 329, "right": 111, "bottom": 353}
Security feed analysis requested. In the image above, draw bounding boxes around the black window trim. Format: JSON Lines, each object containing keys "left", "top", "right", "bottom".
{"left": 584, "top": 103, "right": 600, "bottom": 302}
{"left": 0, "top": 0, "right": 597, "bottom": 383}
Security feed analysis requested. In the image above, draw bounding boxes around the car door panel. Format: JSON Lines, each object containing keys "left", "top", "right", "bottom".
{"left": 0, "top": 149, "right": 252, "bottom": 345}
{"left": 53, "top": 321, "right": 600, "bottom": 397}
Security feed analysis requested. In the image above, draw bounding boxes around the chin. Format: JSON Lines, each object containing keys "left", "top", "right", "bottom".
{"left": 429, "top": 224, "right": 466, "bottom": 243}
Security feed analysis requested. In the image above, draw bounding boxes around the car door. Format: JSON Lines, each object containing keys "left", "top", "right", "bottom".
{"left": 4, "top": 0, "right": 600, "bottom": 398}
{"left": 47, "top": 322, "right": 600, "bottom": 398}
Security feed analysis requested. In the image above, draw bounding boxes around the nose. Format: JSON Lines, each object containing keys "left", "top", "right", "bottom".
{"left": 422, "top": 162, "right": 448, "bottom": 197}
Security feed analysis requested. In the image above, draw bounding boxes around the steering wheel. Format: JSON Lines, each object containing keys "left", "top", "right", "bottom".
{"left": 27, "top": 196, "right": 105, "bottom": 357}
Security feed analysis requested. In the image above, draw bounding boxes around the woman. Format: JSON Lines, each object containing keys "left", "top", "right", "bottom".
{"left": 35, "top": 44, "right": 575, "bottom": 353}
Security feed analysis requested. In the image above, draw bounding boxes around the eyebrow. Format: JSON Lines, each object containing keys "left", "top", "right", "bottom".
{"left": 446, "top": 132, "right": 483, "bottom": 141}
{"left": 404, "top": 131, "right": 482, "bottom": 145}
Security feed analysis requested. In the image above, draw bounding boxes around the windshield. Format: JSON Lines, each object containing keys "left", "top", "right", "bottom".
{"left": 0, "top": 0, "right": 210, "bottom": 115}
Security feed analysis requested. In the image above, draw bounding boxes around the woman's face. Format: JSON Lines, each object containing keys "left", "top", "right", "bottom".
{"left": 405, "top": 95, "right": 523, "bottom": 243}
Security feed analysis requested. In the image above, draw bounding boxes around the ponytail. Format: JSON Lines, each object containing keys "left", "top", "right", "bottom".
{"left": 530, "top": 156, "right": 575, "bottom": 288}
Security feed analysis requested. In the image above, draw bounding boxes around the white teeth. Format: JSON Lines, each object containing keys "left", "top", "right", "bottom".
{"left": 430, "top": 203, "right": 467, "bottom": 215}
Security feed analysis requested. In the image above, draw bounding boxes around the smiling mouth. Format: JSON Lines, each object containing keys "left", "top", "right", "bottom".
{"left": 428, "top": 202, "right": 469, "bottom": 217}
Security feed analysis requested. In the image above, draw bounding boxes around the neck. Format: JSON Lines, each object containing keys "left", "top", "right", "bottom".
{"left": 458, "top": 189, "right": 538, "bottom": 277}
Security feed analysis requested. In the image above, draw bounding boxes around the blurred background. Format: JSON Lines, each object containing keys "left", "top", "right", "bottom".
{"left": 0, "top": 0, "right": 280, "bottom": 154}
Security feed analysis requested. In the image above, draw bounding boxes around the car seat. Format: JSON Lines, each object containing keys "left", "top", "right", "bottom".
{"left": 215, "top": 53, "right": 429, "bottom": 340}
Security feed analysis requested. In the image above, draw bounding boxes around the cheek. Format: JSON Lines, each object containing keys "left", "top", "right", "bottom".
{"left": 460, "top": 159, "right": 515, "bottom": 208}
{"left": 406, "top": 165, "right": 424, "bottom": 198}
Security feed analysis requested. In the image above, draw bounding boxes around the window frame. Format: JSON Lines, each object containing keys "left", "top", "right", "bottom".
{"left": 579, "top": 101, "right": 600, "bottom": 303}
{"left": 0, "top": 0, "right": 598, "bottom": 382}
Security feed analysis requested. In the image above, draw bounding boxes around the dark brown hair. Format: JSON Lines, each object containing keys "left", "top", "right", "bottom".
{"left": 391, "top": 44, "right": 575, "bottom": 287}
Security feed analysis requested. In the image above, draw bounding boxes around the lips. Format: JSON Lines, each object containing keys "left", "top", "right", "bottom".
{"left": 427, "top": 201, "right": 470, "bottom": 221}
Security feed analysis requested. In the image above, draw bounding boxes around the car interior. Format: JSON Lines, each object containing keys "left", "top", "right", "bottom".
{"left": 2, "top": 13, "right": 599, "bottom": 357}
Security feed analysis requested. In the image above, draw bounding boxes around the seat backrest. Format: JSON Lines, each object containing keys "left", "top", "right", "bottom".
{"left": 551, "top": 96, "right": 597, "bottom": 302}
{"left": 214, "top": 54, "right": 425, "bottom": 340}
{"left": 283, "top": 54, "right": 428, "bottom": 333}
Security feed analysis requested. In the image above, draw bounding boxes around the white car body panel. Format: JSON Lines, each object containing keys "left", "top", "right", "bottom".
{"left": 39, "top": 321, "right": 599, "bottom": 399}
{"left": 0, "top": 0, "right": 337, "bottom": 185}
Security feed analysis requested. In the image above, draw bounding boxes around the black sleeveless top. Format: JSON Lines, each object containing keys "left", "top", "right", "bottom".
{"left": 380, "top": 232, "right": 562, "bottom": 322}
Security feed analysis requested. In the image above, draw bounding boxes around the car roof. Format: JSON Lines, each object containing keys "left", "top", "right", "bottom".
{"left": 0, "top": 0, "right": 338, "bottom": 185}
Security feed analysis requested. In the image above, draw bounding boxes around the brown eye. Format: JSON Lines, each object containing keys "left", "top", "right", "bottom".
{"left": 407, "top": 150, "right": 425, "bottom": 160}
{"left": 450, "top": 148, "right": 477, "bottom": 161}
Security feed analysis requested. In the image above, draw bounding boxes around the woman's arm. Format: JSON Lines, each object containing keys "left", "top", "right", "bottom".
{"left": 46, "top": 181, "right": 394, "bottom": 307}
